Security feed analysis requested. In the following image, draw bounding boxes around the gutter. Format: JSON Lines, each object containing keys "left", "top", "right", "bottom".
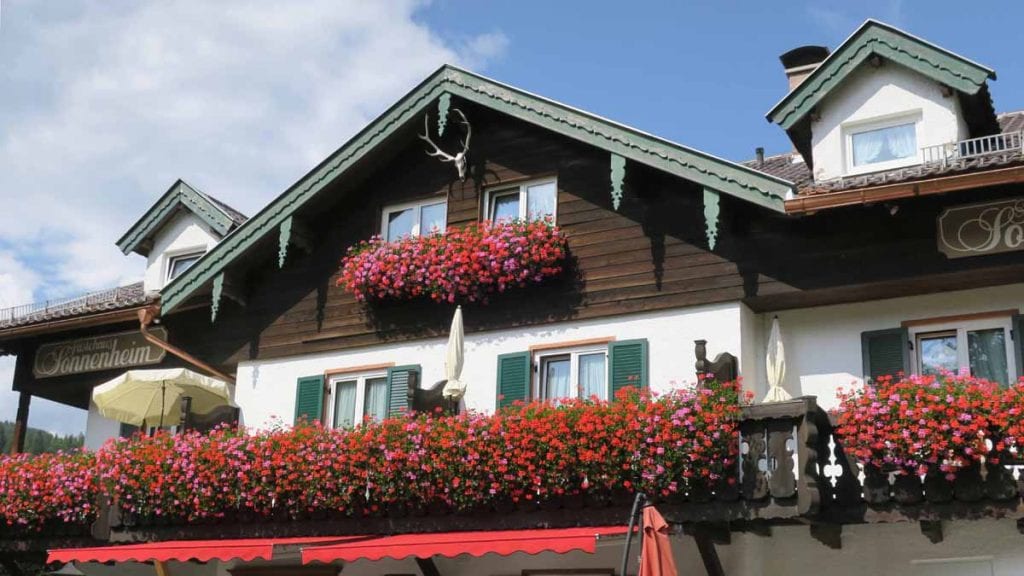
{"left": 138, "top": 306, "right": 235, "bottom": 383}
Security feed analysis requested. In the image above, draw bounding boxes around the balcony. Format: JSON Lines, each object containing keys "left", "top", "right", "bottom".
{"left": 921, "top": 131, "right": 1024, "bottom": 167}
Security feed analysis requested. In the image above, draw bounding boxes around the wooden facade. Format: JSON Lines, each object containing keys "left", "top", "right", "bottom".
{"left": 191, "top": 100, "right": 1024, "bottom": 366}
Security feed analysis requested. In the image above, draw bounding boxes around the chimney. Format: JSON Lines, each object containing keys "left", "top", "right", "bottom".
{"left": 779, "top": 45, "right": 830, "bottom": 92}
{"left": 755, "top": 147, "right": 765, "bottom": 167}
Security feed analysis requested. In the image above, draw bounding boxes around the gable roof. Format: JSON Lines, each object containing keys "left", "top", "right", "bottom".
{"left": 117, "top": 180, "right": 248, "bottom": 257}
{"left": 159, "top": 65, "right": 795, "bottom": 314}
{"left": 766, "top": 19, "right": 996, "bottom": 131}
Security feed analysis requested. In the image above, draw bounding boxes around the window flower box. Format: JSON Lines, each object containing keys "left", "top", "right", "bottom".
{"left": 337, "top": 219, "right": 567, "bottom": 303}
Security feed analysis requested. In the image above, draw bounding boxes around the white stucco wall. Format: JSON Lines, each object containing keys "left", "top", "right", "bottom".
{"left": 235, "top": 303, "right": 750, "bottom": 429}
{"left": 84, "top": 400, "right": 120, "bottom": 451}
{"left": 750, "top": 283, "right": 1024, "bottom": 411}
{"left": 811, "top": 62, "right": 969, "bottom": 182}
{"left": 143, "top": 212, "right": 220, "bottom": 293}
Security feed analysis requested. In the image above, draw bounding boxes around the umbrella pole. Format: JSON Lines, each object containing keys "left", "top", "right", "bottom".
{"left": 159, "top": 381, "right": 166, "bottom": 429}
{"left": 620, "top": 492, "right": 646, "bottom": 576}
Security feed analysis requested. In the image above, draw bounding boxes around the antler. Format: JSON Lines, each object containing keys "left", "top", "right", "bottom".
{"left": 419, "top": 113, "right": 457, "bottom": 161}
{"left": 452, "top": 108, "right": 471, "bottom": 155}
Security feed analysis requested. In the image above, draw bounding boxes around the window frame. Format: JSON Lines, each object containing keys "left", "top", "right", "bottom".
{"left": 842, "top": 111, "right": 922, "bottom": 175}
{"left": 484, "top": 177, "right": 558, "bottom": 223}
{"left": 165, "top": 250, "right": 205, "bottom": 282}
{"left": 325, "top": 370, "right": 390, "bottom": 428}
{"left": 380, "top": 198, "right": 448, "bottom": 241}
{"left": 534, "top": 344, "right": 609, "bottom": 402}
{"left": 909, "top": 316, "right": 1016, "bottom": 384}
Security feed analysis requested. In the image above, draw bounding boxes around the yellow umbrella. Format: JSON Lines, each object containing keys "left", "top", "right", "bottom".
{"left": 92, "top": 368, "right": 233, "bottom": 427}
{"left": 442, "top": 306, "right": 466, "bottom": 401}
{"left": 762, "top": 316, "right": 792, "bottom": 402}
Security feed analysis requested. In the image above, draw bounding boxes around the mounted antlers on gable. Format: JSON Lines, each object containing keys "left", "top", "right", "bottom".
{"left": 420, "top": 108, "right": 471, "bottom": 181}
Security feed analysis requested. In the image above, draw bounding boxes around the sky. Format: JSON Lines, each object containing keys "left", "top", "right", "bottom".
{"left": 1, "top": 0, "right": 1022, "bottom": 435}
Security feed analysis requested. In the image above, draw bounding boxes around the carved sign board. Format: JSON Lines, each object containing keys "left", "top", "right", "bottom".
{"left": 937, "top": 198, "right": 1024, "bottom": 259}
{"left": 33, "top": 327, "right": 168, "bottom": 379}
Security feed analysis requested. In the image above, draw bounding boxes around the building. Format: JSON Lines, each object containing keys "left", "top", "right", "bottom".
{"left": 1, "top": 18, "right": 1023, "bottom": 576}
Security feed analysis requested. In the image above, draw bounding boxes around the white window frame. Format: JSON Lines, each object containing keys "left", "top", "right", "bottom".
{"left": 484, "top": 177, "right": 558, "bottom": 222}
{"left": 164, "top": 250, "right": 205, "bottom": 282}
{"left": 380, "top": 198, "right": 447, "bottom": 241}
{"left": 909, "top": 317, "right": 1017, "bottom": 384}
{"left": 534, "top": 344, "right": 608, "bottom": 401}
{"left": 843, "top": 111, "right": 922, "bottom": 175}
{"left": 325, "top": 371, "right": 390, "bottom": 428}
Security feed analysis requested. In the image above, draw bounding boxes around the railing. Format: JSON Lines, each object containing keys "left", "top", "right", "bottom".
{"left": 0, "top": 285, "right": 138, "bottom": 326}
{"left": 921, "top": 131, "right": 1024, "bottom": 166}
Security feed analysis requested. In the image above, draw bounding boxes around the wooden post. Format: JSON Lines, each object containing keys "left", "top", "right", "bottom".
{"left": 10, "top": 392, "right": 31, "bottom": 454}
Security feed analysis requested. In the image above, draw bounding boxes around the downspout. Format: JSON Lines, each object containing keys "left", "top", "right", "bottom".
{"left": 138, "top": 307, "right": 235, "bottom": 383}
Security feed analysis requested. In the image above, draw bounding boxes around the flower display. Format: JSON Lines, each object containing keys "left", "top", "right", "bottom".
{"left": 0, "top": 450, "right": 97, "bottom": 532}
{"left": 0, "top": 381, "right": 741, "bottom": 531}
{"left": 834, "top": 373, "right": 1019, "bottom": 478}
{"left": 337, "top": 219, "right": 567, "bottom": 303}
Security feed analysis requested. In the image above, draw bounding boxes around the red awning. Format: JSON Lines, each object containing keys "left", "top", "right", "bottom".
{"left": 301, "top": 526, "right": 629, "bottom": 564}
{"left": 48, "top": 536, "right": 356, "bottom": 565}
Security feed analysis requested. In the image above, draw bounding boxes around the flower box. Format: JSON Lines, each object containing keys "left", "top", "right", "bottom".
{"left": 337, "top": 220, "right": 567, "bottom": 303}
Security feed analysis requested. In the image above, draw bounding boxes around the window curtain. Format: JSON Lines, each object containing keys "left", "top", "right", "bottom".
{"left": 886, "top": 124, "right": 916, "bottom": 159}
{"left": 544, "top": 359, "right": 571, "bottom": 399}
{"left": 363, "top": 377, "right": 389, "bottom": 422}
{"left": 526, "top": 182, "right": 557, "bottom": 220}
{"left": 853, "top": 131, "right": 885, "bottom": 165}
{"left": 578, "top": 353, "right": 606, "bottom": 400}
{"left": 333, "top": 381, "right": 357, "bottom": 429}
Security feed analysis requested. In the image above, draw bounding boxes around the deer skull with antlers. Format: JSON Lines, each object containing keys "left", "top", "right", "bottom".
{"left": 419, "top": 108, "right": 471, "bottom": 181}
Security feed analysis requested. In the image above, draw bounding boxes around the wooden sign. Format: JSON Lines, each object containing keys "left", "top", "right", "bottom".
{"left": 937, "top": 198, "right": 1024, "bottom": 259}
{"left": 33, "top": 327, "right": 168, "bottom": 378}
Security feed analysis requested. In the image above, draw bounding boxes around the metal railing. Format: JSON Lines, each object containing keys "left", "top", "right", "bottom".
{"left": 921, "top": 131, "right": 1024, "bottom": 166}
{"left": 0, "top": 285, "right": 139, "bottom": 326}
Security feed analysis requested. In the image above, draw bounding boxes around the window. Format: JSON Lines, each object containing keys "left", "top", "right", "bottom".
{"left": 166, "top": 252, "right": 203, "bottom": 280}
{"left": 911, "top": 318, "right": 1016, "bottom": 386}
{"left": 536, "top": 346, "right": 607, "bottom": 401}
{"left": 844, "top": 114, "right": 920, "bottom": 172}
{"left": 486, "top": 179, "right": 557, "bottom": 222}
{"left": 327, "top": 372, "right": 389, "bottom": 428}
{"left": 381, "top": 199, "right": 446, "bottom": 242}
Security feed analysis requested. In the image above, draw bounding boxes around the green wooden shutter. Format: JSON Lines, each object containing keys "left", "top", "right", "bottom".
{"left": 387, "top": 365, "right": 421, "bottom": 417}
{"left": 1013, "top": 314, "right": 1024, "bottom": 383}
{"left": 294, "top": 374, "right": 325, "bottom": 424}
{"left": 608, "top": 339, "right": 649, "bottom": 398}
{"left": 496, "top": 352, "right": 531, "bottom": 409}
{"left": 861, "top": 328, "right": 910, "bottom": 382}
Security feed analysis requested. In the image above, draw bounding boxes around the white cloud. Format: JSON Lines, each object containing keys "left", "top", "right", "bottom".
{"left": 0, "top": 0, "right": 508, "bottom": 436}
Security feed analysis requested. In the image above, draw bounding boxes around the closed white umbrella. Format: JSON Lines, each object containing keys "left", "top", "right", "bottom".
{"left": 442, "top": 306, "right": 466, "bottom": 401}
{"left": 92, "top": 368, "right": 233, "bottom": 427}
{"left": 762, "top": 316, "right": 792, "bottom": 402}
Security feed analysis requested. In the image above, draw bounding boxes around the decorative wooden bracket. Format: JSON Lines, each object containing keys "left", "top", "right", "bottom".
{"left": 278, "top": 215, "right": 314, "bottom": 269}
{"left": 610, "top": 153, "right": 626, "bottom": 210}
{"left": 437, "top": 93, "right": 452, "bottom": 137}
{"left": 703, "top": 188, "right": 721, "bottom": 250}
{"left": 920, "top": 520, "right": 943, "bottom": 543}
{"left": 211, "top": 272, "right": 247, "bottom": 322}
{"left": 810, "top": 523, "right": 842, "bottom": 549}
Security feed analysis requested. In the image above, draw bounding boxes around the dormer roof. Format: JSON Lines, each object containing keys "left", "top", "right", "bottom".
{"left": 116, "top": 180, "right": 248, "bottom": 257}
{"left": 766, "top": 19, "right": 996, "bottom": 131}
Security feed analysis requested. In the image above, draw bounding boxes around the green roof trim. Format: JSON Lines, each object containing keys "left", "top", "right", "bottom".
{"left": 160, "top": 65, "right": 795, "bottom": 314}
{"left": 767, "top": 19, "right": 996, "bottom": 130}
{"left": 116, "top": 180, "right": 239, "bottom": 257}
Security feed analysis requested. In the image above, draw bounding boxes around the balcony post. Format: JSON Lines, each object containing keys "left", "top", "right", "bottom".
{"left": 10, "top": 392, "right": 31, "bottom": 454}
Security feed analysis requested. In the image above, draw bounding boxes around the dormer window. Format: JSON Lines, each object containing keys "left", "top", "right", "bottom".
{"left": 166, "top": 251, "right": 204, "bottom": 281}
{"left": 844, "top": 113, "right": 921, "bottom": 174}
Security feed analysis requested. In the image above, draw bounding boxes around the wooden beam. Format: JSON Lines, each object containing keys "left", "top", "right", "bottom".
{"left": 693, "top": 532, "right": 725, "bottom": 576}
{"left": 414, "top": 557, "right": 443, "bottom": 576}
{"left": 785, "top": 165, "right": 1024, "bottom": 214}
{"left": 10, "top": 392, "right": 30, "bottom": 454}
{"left": 154, "top": 560, "right": 169, "bottom": 576}
{"left": 0, "top": 306, "right": 150, "bottom": 340}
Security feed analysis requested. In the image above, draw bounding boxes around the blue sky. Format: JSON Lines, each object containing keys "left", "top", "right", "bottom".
{"left": 1, "top": 0, "right": 1021, "bottom": 434}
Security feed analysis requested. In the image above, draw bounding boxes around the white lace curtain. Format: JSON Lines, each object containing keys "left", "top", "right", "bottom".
{"left": 853, "top": 123, "right": 916, "bottom": 166}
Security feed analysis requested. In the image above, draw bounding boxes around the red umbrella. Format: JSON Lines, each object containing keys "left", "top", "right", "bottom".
{"left": 639, "top": 506, "right": 679, "bottom": 576}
